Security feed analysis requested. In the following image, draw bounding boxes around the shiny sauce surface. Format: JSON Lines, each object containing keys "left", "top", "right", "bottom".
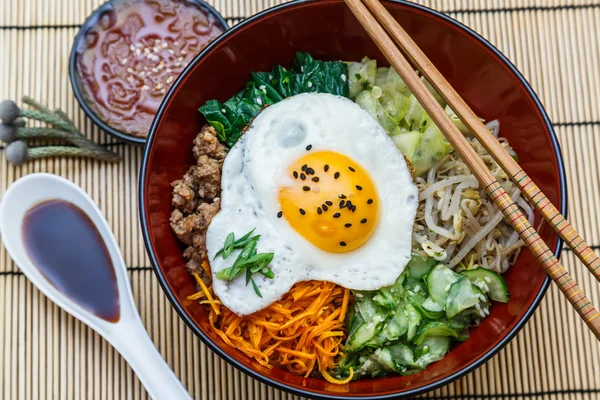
{"left": 76, "top": 0, "right": 224, "bottom": 137}
{"left": 22, "top": 200, "right": 120, "bottom": 322}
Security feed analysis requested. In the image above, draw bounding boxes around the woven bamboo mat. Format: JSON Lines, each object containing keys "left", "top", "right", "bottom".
{"left": 1, "top": 0, "right": 600, "bottom": 399}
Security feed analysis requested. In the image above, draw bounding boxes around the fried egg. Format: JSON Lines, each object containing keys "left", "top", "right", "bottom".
{"left": 206, "top": 93, "right": 418, "bottom": 315}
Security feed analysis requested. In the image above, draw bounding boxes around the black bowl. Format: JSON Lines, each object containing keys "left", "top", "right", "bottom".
{"left": 68, "top": 0, "right": 229, "bottom": 145}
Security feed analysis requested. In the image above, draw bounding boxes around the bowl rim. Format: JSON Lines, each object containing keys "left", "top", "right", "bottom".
{"left": 68, "top": 0, "right": 230, "bottom": 145}
{"left": 139, "top": 0, "right": 567, "bottom": 398}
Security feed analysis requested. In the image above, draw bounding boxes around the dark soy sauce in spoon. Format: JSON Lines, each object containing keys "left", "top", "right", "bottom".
{"left": 22, "top": 199, "right": 120, "bottom": 322}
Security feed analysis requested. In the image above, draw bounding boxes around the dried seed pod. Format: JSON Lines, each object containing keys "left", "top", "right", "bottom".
{"left": 0, "top": 100, "right": 21, "bottom": 124}
{"left": 5, "top": 140, "right": 29, "bottom": 165}
{"left": 0, "top": 124, "right": 17, "bottom": 143}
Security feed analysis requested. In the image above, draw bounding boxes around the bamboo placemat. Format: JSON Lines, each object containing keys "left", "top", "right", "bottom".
{"left": 1, "top": 0, "right": 599, "bottom": 399}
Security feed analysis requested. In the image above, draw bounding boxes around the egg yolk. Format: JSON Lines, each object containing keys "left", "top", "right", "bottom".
{"left": 278, "top": 150, "right": 379, "bottom": 253}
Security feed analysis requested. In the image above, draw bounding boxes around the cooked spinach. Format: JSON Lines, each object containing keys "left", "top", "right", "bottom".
{"left": 199, "top": 52, "right": 349, "bottom": 147}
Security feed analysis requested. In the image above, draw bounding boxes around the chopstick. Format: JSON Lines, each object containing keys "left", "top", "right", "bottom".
{"left": 361, "top": 0, "right": 600, "bottom": 284}
{"left": 343, "top": 0, "right": 600, "bottom": 340}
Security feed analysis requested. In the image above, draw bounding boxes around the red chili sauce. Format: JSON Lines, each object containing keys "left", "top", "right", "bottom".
{"left": 76, "top": 0, "right": 224, "bottom": 137}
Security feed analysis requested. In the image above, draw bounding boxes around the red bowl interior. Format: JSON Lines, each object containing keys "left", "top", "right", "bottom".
{"left": 140, "top": 1, "right": 564, "bottom": 398}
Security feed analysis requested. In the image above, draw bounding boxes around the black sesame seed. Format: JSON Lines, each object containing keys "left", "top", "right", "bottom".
{"left": 324, "top": 165, "right": 329, "bottom": 172}
{"left": 293, "top": 171, "right": 298, "bottom": 179}
{"left": 333, "top": 212, "right": 341, "bottom": 218}
{"left": 361, "top": 218, "right": 367, "bottom": 224}
{"left": 339, "top": 200, "right": 346, "bottom": 207}
{"left": 317, "top": 207, "right": 323, "bottom": 215}
{"left": 299, "top": 208, "right": 306, "bottom": 215}
{"left": 338, "top": 194, "right": 347, "bottom": 199}
{"left": 306, "top": 144, "right": 312, "bottom": 151}
{"left": 346, "top": 200, "right": 353, "bottom": 208}
{"left": 345, "top": 223, "right": 352, "bottom": 228}
{"left": 356, "top": 185, "right": 363, "bottom": 191}
{"left": 348, "top": 166, "right": 355, "bottom": 172}
{"left": 334, "top": 172, "right": 340, "bottom": 179}
{"left": 325, "top": 201, "right": 333, "bottom": 206}
{"left": 300, "top": 173, "right": 306, "bottom": 180}
{"left": 306, "top": 167, "right": 315, "bottom": 175}
{"left": 312, "top": 177, "right": 319, "bottom": 182}
{"left": 301, "top": 164, "right": 307, "bottom": 171}
{"left": 322, "top": 204, "right": 329, "bottom": 211}
{"left": 277, "top": 211, "right": 283, "bottom": 218}
{"left": 303, "top": 186, "right": 310, "bottom": 191}
{"left": 352, "top": 205, "right": 357, "bottom": 212}
{"left": 340, "top": 241, "right": 347, "bottom": 247}
{"left": 367, "top": 199, "right": 374, "bottom": 204}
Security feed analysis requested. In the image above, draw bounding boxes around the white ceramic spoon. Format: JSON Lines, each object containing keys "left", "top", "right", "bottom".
{"left": 0, "top": 173, "right": 192, "bottom": 400}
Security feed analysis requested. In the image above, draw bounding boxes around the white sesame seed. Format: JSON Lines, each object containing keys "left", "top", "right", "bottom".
{"left": 221, "top": 109, "right": 226, "bottom": 113}
{"left": 341, "top": 74, "right": 347, "bottom": 82}
{"left": 141, "top": 85, "right": 150, "bottom": 91}
{"left": 151, "top": 68, "right": 158, "bottom": 73}
{"left": 139, "top": 71, "right": 145, "bottom": 77}
{"left": 126, "top": 67, "right": 134, "bottom": 73}
{"left": 135, "top": 49, "right": 141, "bottom": 55}
{"left": 484, "top": 277, "right": 492, "bottom": 283}
{"left": 155, "top": 39, "right": 161, "bottom": 44}
{"left": 307, "top": 81, "right": 313, "bottom": 88}
{"left": 269, "top": 74, "right": 273, "bottom": 80}
{"left": 181, "top": 50, "right": 187, "bottom": 55}
{"left": 144, "top": 48, "right": 150, "bottom": 54}
{"left": 168, "top": 49, "right": 175, "bottom": 54}
{"left": 160, "top": 88, "right": 166, "bottom": 94}
{"left": 177, "top": 56, "right": 184, "bottom": 62}
{"left": 355, "top": 293, "right": 363, "bottom": 298}
{"left": 121, "top": 58, "right": 128, "bottom": 65}
{"left": 153, "top": 47, "right": 160, "bottom": 53}
{"left": 174, "top": 62, "right": 181, "bottom": 67}
{"left": 155, "top": 83, "right": 164, "bottom": 89}
{"left": 444, "top": 284, "right": 451, "bottom": 292}
{"left": 173, "top": 41, "right": 179, "bottom": 46}
{"left": 129, "top": 45, "right": 135, "bottom": 51}
{"left": 162, "top": 42, "right": 168, "bottom": 48}
{"left": 475, "top": 303, "right": 481, "bottom": 311}
{"left": 166, "top": 76, "right": 174, "bottom": 84}
{"left": 256, "top": 98, "right": 262, "bottom": 106}
{"left": 259, "top": 85, "right": 266, "bottom": 90}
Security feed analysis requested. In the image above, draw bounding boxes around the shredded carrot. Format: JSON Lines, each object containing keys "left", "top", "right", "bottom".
{"left": 193, "top": 272, "right": 220, "bottom": 316}
{"left": 190, "top": 278, "right": 352, "bottom": 381}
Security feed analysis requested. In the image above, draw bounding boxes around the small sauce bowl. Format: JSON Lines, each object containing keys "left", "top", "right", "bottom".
{"left": 69, "top": 0, "right": 229, "bottom": 145}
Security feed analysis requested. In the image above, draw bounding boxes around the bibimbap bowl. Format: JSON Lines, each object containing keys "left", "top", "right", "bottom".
{"left": 139, "top": 0, "right": 566, "bottom": 398}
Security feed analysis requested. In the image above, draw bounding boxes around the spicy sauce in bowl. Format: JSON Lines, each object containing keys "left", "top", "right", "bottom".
{"left": 70, "top": 0, "right": 227, "bottom": 143}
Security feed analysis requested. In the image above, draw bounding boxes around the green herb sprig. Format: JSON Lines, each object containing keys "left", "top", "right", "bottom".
{"left": 0, "top": 97, "right": 120, "bottom": 165}
{"left": 214, "top": 229, "right": 274, "bottom": 297}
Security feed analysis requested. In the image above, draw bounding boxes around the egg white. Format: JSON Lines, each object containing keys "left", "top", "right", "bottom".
{"left": 206, "top": 93, "right": 418, "bottom": 316}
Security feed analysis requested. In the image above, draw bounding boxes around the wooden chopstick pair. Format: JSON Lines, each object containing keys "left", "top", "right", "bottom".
{"left": 343, "top": 0, "right": 600, "bottom": 340}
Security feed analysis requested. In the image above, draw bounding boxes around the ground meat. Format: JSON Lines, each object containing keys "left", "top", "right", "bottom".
{"left": 170, "top": 125, "right": 227, "bottom": 279}
{"left": 193, "top": 156, "right": 221, "bottom": 198}
{"left": 192, "top": 125, "right": 228, "bottom": 161}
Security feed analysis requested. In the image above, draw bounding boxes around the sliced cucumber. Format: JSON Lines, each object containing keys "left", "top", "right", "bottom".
{"left": 409, "top": 294, "right": 444, "bottom": 320}
{"left": 407, "top": 254, "right": 436, "bottom": 280}
{"left": 415, "top": 336, "right": 451, "bottom": 369}
{"left": 423, "top": 297, "right": 443, "bottom": 312}
{"left": 426, "top": 264, "right": 461, "bottom": 307}
{"left": 345, "top": 321, "right": 380, "bottom": 352}
{"left": 405, "top": 303, "right": 421, "bottom": 341}
{"left": 392, "top": 131, "right": 421, "bottom": 161}
{"left": 445, "top": 277, "right": 487, "bottom": 319}
{"left": 413, "top": 321, "right": 466, "bottom": 345}
{"left": 461, "top": 268, "right": 510, "bottom": 303}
